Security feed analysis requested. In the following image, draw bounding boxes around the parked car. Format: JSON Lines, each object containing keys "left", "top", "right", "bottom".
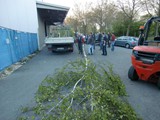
{"left": 114, "top": 36, "right": 138, "bottom": 48}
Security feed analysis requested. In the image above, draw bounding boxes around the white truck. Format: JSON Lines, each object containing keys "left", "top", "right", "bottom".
{"left": 45, "top": 25, "right": 74, "bottom": 52}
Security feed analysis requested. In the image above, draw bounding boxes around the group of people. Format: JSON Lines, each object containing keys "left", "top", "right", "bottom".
{"left": 75, "top": 32, "right": 116, "bottom": 56}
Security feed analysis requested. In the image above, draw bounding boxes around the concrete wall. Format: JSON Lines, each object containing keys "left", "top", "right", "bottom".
{"left": 37, "top": 11, "right": 46, "bottom": 50}
{"left": 0, "top": 0, "right": 38, "bottom": 33}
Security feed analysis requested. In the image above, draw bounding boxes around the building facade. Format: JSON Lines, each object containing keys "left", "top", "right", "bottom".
{"left": 0, "top": 0, "right": 69, "bottom": 71}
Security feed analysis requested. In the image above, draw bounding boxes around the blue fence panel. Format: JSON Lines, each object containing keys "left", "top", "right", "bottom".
{"left": 9, "top": 29, "right": 19, "bottom": 63}
{"left": 21, "top": 32, "right": 30, "bottom": 57}
{"left": 31, "top": 33, "right": 38, "bottom": 52}
{"left": 17, "top": 31, "right": 25, "bottom": 59}
{"left": 35, "top": 34, "right": 38, "bottom": 51}
{"left": 0, "top": 28, "right": 12, "bottom": 70}
{"left": 16, "top": 31, "right": 24, "bottom": 60}
{"left": 14, "top": 31, "right": 23, "bottom": 61}
{"left": 0, "top": 27, "right": 38, "bottom": 71}
{"left": 28, "top": 33, "right": 33, "bottom": 54}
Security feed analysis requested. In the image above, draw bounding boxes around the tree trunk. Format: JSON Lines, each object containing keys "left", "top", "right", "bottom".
{"left": 126, "top": 24, "right": 131, "bottom": 36}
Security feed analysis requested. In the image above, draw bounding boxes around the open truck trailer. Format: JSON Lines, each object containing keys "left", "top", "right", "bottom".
{"left": 45, "top": 25, "right": 74, "bottom": 52}
{"left": 128, "top": 17, "right": 160, "bottom": 88}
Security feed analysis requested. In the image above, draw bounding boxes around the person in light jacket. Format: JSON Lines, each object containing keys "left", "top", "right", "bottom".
{"left": 88, "top": 33, "right": 94, "bottom": 55}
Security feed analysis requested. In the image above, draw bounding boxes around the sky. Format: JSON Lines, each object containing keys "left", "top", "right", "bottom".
{"left": 42, "top": 0, "right": 76, "bottom": 7}
{"left": 42, "top": 0, "right": 95, "bottom": 7}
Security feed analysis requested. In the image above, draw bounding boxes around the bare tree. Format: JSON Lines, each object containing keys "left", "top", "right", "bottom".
{"left": 141, "top": 0, "right": 160, "bottom": 17}
{"left": 69, "top": 2, "right": 93, "bottom": 34}
{"left": 72, "top": 3, "right": 84, "bottom": 33}
{"left": 104, "top": 3, "right": 117, "bottom": 31}
{"left": 65, "top": 0, "right": 118, "bottom": 34}
{"left": 91, "top": 0, "right": 109, "bottom": 32}
{"left": 87, "top": 0, "right": 118, "bottom": 33}
{"left": 65, "top": 16, "right": 79, "bottom": 32}
{"left": 116, "top": 0, "right": 141, "bottom": 35}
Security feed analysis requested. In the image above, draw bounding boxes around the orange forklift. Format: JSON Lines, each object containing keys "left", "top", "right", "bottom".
{"left": 128, "top": 17, "right": 160, "bottom": 88}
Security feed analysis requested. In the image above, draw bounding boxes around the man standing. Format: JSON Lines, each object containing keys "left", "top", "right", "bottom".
{"left": 88, "top": 33, "right": 94, "bottom": 55}
{"left": 107, "top": 32, "right": 111, "bottom": 48}
{"left": 77, "top": 33, "right": 83, "bottom": 54}
{"left": 111, "top": 33, "right": 116, "bottom": 51}
{"left": 98, "top": 32, "right": 102, "bottom": 50}
{"left": 102, "top": 33, "right": 107, "bottom": 56}
{"left": 92, "top": 33, "right": 96, "bottom": 50}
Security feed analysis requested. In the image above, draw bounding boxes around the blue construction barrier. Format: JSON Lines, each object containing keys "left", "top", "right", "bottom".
{"left": 0, "top": 28, "right": 12, "bottom": 70}
{"left": 0, "top": 27, "right": 38, "bottom": 71}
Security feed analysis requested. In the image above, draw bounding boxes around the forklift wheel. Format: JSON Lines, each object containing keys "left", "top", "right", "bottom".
{"left": 157, "top": 78, "right": 160, "bottom": 89}
{"left": 128, "top": 66, "right": 139, "bottom": 81}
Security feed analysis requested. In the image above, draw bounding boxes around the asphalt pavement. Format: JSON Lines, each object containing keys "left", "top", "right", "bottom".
{"left": 86, "top": 45, "right": 160, "bottom": 120}
{"left": 0, "top": 44, "right": 160, "bottom": 120}
{"left": 0, "top": 46, "right": 82, "bottom": 120}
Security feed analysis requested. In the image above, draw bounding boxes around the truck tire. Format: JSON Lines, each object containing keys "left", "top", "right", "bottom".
{"left": 70, "top": 49, "right": 73, "bottom": 52}
{"left": 128, "top": 66, "right": 139, "bottom": 81}
{"left": 157, "top": 78, "right": 160, "bottom": 89}
{"left": 70, "top": 45, "right": 74, "bottom": 52}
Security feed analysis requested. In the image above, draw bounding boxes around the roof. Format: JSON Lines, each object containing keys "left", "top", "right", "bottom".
{"left": 36, "top": 1, "right": 70, "bottom": 25}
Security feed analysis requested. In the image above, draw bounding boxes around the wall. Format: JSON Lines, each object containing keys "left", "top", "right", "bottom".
{"left": 0, "top": 0, "right": 38, "bottom": 33}
{"left": 0, "top": 27, "right": 38, "bottom": 71}
{"left": 0, "top": 0, "right": 39, "bottom": 71}
{"left": 37, "top": 11, "right": 46, "bottom": 50}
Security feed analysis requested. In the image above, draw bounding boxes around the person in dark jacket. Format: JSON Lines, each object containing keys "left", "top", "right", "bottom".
{"left": 98, "top": 32, "right": 102, "bottom": 50}
{"left": 107, "top": 32, "right": 111, "bottom": 47}
{"left": 102, "top": 33, "right": 107, "bottom": 55}
{"left": 77, "top": 34, "right": 83, "bottom": 54}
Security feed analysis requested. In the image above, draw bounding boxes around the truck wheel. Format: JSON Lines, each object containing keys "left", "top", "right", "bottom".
{"left": 157, "top": 78, "right": 160, "bottom": 89}
{"left": 128, "top": 66, "right": 139, "bottom": 81}
{"left": 70, "top": 45, "right": 74, "bottom": 52}
{"left": 125, "top": 44, "right": 130, "bottom": 49}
